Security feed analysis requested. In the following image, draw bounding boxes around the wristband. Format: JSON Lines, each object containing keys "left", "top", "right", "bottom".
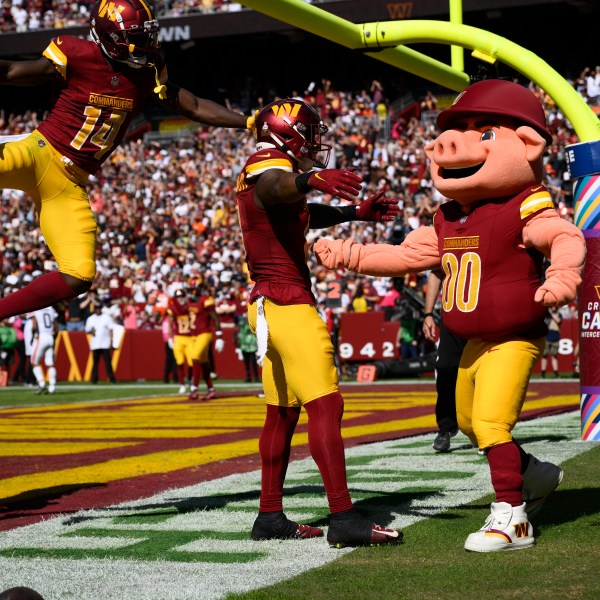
{"left": 295, "top": 172, "right": 313, "bottom": 194}
{"left": 215, "top": 331, "right": 223, "bottom": 337}
{"left": 339, "top": 205, "right": 358, "bottom": 221}
{"left": 423, "top": 312, "right": 435, "bottom": 318}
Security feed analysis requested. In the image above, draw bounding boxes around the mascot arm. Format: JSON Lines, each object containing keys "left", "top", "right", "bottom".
{"left": 523, "top": 209, "right": 586, "bottom": 306}
{"left": 312, "top": 226, "right": 440, "bottom": 276}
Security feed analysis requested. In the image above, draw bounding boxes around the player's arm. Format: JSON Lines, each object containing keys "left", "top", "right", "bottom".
{"left": 255, "top": 168, "right": 363, "bottom": 208}
{"left": 422, "top": 270, "right": 442, "bottom": 342}
{"left": 0, "top": 57, "right": 57, "bottom": 86}
{"left": 158, "top": 83, "right": 249, "bottom": 129}
{"left": 308, "top": 191, "right": 400, "bottom": 228}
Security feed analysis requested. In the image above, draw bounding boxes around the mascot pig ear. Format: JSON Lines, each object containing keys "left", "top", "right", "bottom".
{"left": 515, "top": 125, "right": 547, "bottom": 164}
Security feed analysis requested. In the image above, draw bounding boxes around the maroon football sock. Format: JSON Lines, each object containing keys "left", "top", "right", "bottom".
{"left": 0, "top": 271, "right": 76, "bottom": 320}
{"left": 191, "top": 361, "right": 201, "bottom": 387}
{"left": 258, "top": 404, "right": 300, "bottom": 512}
{"left": 304, "top": 392, "right": 354, "bottom": 514}
{"left": 201, "top": 362, "right": 213, "bottom": 389}
{"left": 487, "top": 441, "right": 524, "bottom": 506}
{"left": 176, "top": 364, "right": 186, "bottom": 386}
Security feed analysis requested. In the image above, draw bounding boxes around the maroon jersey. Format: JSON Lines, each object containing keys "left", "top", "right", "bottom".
{"left": 236, "top": 149, "right": 315, "bottom": 305}
{"left": 434, "top": 185, "right": 554, "bottom": 341}
{"left": 37, "top": 36, "right": 166, "bottom": 174}
{"left": 190, "top": 295, "right": 216, "bottom": 335}
{"left": 167, "top": 298, "right": 192, "bottom": 336}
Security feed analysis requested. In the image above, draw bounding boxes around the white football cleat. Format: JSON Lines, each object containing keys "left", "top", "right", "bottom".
{"left": 465, "top": 502, "right": 534, "bottom": 552}
{"left": 178, "top": 385, "right": 187, "bottom": 394}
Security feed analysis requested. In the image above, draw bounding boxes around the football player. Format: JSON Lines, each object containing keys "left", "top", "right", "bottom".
{"left": 188, "top": 284, "right": 224, "bottom": 401}
{"left": 237, "top": 98, "right": 402, "bottom": 547}
{"left": 0, "top": 0, "right": 254, "bottom": 322}
{"left": 30, "top": 304, "right": 59, "bottom": 395}
{"left": 167, "top": 288, "right": 193, "bottom": 394}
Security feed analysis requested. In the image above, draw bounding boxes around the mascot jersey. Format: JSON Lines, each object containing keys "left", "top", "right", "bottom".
{"left": 236, "top": 149, "right": 316, "bottom": 306}
{"left": 435, "top": 184, "right": 553, "bottom": 342}
{"left": 37, "top": 35, "right": 167, "bottom": 174}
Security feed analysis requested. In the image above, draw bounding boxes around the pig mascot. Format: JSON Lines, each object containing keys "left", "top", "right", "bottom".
{"left": 313, "top": 79, "right": 586, "bottom": 552}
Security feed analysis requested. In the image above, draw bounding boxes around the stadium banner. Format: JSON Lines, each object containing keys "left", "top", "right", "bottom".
{"left": 569, "top": 139, "right": 600, "bottom": 440}
{"left": 11, "top": 315, "right": 580, "bottom": 383}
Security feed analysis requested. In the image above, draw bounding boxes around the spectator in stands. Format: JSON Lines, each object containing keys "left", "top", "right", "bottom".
{"left": 0, "top": 0, "right": 254, "bottom": 324}
{"left": 66, "top": 293, "right": 92, "bottom": 332}
{"left": 238, "top": 98, "right": 401, "bottom": 548}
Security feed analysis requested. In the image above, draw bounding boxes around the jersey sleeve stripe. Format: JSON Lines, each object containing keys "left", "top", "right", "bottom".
{"left": 245, "top": 158, "right": 294, "bottom": 179}
{"left": 43, "top": 41, "right": 67, "bottom": 80}
{"left": 520, "top": 191, "right": 554, "bottom": 219}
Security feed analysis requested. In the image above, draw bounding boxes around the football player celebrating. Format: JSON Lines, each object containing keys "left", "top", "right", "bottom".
{"left": 167, "top": 288, "right": 194, "bottom": 395}
{"left": 0, "top": 0, "right": 253, "bottom": 321}
{"left": 188, "top": 284, "right": 224, "bottom": 402}
{"left": 237, "top": 98, "right": 402, "bottom": 547}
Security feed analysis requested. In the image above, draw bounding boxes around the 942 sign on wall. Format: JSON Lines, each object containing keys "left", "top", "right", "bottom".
{"left": 337, "top": 311, "right": 399, "bottom": 361}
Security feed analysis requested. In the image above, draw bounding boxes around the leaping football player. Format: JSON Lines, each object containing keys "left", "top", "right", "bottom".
{"left": 0, "top": 0, "right": 254, "bottom": 320}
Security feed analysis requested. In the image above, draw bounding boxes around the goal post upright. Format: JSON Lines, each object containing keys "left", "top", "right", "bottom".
{"left": 239, "top": 0, "right": 600, "bottom": 439}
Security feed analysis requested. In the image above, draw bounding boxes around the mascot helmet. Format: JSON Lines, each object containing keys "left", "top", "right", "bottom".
{"left": 437, "top": 79, "right": 552, "bottom": 145}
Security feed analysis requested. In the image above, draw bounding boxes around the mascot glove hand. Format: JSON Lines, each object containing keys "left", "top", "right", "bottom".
{"left": 312, "top": 238, "right": 347, "bottom": 269}
{"left": 534, "top": 278, "right": 577, "bottom": 307}
{"left": 356, "top": 191, "right": 401, "bottom": 222}
{"left": 168, "top": 338, "right": 174, "bottom": 349}
{"left": 215, "top": 338, "right": 225, "bottom": 353}
{"left": 308, "top": 169, "right": 362, "bottom": 201}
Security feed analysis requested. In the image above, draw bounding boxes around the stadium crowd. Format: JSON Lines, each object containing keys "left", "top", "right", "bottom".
{"left": 0, "top": 69, "right": 590, "bottom": 380}
{"left": 0, "top": 0, "right": 246, "bottom": 32}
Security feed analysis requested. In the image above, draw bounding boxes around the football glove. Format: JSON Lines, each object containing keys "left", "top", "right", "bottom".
{"left": 296, "top": 169, "right": 362, "bottom": 202}
{"left": 215, "top": 338, "right": 225, "bottom": 353}
{"left": 355, "top": 191, "right": 401, "bottom": 222}
{"left": 246, "top": 110, "right": 259, "bottom": 131}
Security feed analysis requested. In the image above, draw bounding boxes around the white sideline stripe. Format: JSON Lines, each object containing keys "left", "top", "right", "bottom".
{"left": 0, "top": 411, "right": 591, "bottom": 600}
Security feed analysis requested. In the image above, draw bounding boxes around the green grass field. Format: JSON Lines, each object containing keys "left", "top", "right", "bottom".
{"left": 0, "top": 381, "right": 597, "bottom": 600}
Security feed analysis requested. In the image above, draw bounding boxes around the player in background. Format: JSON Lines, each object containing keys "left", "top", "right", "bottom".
{"left": 31, "top": 305, "right": 59, "bottom": 395}
{"left": 238, "top": 98, "right": 402, "bottom": 547}
{"left": 167, "top": 289, "right": 193, "bottom": 394}
{"left": 0, "top": 0, "right": 254, "bottom": 322}
{"left": 188, "top": 284, "right": 224, "bottom": 401}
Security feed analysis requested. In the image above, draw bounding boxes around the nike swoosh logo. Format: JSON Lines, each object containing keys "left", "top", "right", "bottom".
{"left": 531, "top": 186, "right": 543, "bottom": 192}
{"left": 56, "top": 38, "right": 63, "bottom": 45}
{"left": 314, "top": 173, "right": 326, "bottom": 181}
{"left": 374, "top": 528, "right": 400, "bottom": 538}
{"left": 257, "top": 153, "right": 271, "bottom": 158}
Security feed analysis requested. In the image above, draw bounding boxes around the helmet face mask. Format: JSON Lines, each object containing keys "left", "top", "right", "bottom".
{"left": 90, "top": 0, "right": 160, "bottom": 68}
{"left": 255, "top": 99, "right": 332, "bottom": 169}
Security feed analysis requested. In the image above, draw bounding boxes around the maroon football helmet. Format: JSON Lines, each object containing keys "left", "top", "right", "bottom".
{"left": 255, "top": 99, "right": 332, "bottom": 168}
{"left": 90, "top": 0, "right": 160, "bottom": 68}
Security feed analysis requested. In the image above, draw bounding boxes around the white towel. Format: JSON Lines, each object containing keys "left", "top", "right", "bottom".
{"left": 255, "top": 296, "right": 269, "bottom": 366}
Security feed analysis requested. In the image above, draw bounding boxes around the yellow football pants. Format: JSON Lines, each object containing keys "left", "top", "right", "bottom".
{"left": 456, "top": 337, "right": 545, "bottom": 450}
{"left": 248, "top": 299, "right": 339, "bottom": 408}
{"left": 0, "top": 131, "right": 97, "bottom": 281}
{"left": 189, "top": 332, "right": 213, "bottom": 364}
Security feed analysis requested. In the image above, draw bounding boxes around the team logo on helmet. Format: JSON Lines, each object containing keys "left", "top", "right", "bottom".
{"left": 255, "top": 98, "right": 332, "bottom": 169}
